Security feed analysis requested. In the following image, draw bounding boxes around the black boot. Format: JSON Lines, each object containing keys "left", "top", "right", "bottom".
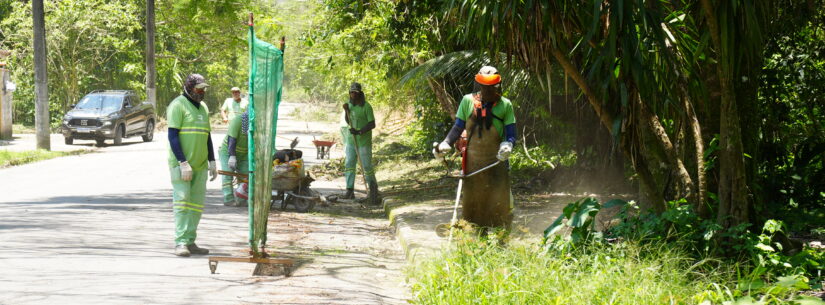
{"left": 368, "top": 181, "right": 382, "bottom": 206}
{"left": 187, "top": 243, "right": 209, "bottom": 255}
{"left": 342, "top": 188, "right": 355, "bottom": 199}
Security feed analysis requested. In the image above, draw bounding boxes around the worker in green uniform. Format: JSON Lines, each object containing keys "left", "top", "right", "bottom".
{"left": 340, "top": 82, "right": 381, "bottom": 205}
{"left": 220, "top": 87, "right": 248, "bottom": 123}
{"left": 167, "top": 73, "right": 218, "bottom": 257}
{"left": 219, "top": 110, "right": 249, "bottom": 206}
{"left": 433, "top": 66, "right": 516, "bottom": 229}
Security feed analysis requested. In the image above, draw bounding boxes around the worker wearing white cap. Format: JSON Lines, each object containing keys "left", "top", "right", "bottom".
{"left": 220, "top": 86, "right": 248, "bottom": 123}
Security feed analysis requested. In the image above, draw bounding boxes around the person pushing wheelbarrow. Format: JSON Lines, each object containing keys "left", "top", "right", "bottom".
{"left": 433, "top": 66, "right": 516, "bottom": 230}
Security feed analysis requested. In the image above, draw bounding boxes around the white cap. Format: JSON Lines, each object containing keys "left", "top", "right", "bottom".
{"left": 231, "top": 87, "right": 241, "bottom": 92}
{"left": 478, "top": 65, "right": 498, "bottom": 76}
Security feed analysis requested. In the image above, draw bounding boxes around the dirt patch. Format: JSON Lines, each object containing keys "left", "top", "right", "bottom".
{"left": 257, "top": 203, "right": 408, "bottom": 304}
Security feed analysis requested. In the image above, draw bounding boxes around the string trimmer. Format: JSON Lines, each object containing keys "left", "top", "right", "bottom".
{"left": 433, "top": 143, "right": 501, "bottom": 242}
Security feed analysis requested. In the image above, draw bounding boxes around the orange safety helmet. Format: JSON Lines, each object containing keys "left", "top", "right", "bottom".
{"left": 474, "top": 66, "right": 501, "bottom": 85}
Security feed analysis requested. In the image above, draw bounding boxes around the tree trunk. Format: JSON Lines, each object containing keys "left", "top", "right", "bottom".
{"left": 145, "top": 0, "right": 156, "bottom": 106}
{"left": 33, "top": 0, "right": 50, "bottom": 150}
{"left": 685, "top": 95, "right": 709, "bottom": 217}
{"left": 549, "top": 47, "right": 666, "bottom": 212}
{"left": 426, "top": 77, "right": 455, "bottom": 118}
{"left": 636, "top": 97, "right": 697, "bottom": 206}
{"left": 700, "top": 0, "right": 750, "bottom": 228}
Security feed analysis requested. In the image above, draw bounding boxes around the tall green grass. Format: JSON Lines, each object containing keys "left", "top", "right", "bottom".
{"left": 408, "top": 235, "right": 739, "bottom": 304}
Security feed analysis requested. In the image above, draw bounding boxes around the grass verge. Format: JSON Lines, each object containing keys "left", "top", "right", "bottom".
{"left": 0, "top": 149, "right": 90, "bottom": 168}
{"left": 408, "top": 234, "right": 740, "bottom": 304}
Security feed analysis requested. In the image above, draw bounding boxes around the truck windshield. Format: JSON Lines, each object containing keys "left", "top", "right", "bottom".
{"left": 75, "top": 94, "right": 123, "bottom": 112}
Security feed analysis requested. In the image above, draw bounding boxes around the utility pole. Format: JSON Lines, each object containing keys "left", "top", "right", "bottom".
{"left": 145, "top": 0, "right": 156, "bottom": 106}
{"left": 32, "top": 0, "right": 50, "bottom": 150}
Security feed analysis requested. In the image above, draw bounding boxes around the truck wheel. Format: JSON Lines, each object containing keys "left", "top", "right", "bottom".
{"left": 113, "top": 125, "right": 123, "bottom": 146}
{"left": 64, "top": 137, "right": 73, "bottom": 145}
{"left": 95, "top": 138, "right": 106, "bottom": 147}
{"left": 142, "top": 121, "right": 154, "bottom": 142}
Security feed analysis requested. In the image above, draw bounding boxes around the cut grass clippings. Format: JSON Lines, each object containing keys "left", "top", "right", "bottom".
{"left": 408, "top": 235, "right": 742, "bottom": 305}
{"left": 0, "top": 149, "right": 90, "bottom": 168}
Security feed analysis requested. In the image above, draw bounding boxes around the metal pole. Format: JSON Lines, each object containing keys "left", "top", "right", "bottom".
{"left": 447, "top": 177, "right": 463, "bottom": 242}
{"left": 246, "top": 12, "right": 257, "bottom": 253}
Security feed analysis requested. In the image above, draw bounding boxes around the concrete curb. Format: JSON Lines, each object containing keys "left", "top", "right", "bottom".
{"left": 383, "top": 197, "right": 449, "bottom": 263}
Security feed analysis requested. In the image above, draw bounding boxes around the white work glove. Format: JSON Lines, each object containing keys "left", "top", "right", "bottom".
{"left": 179, "top": 161, "right": 193, "bottom": 182}
{"left": 228, "top": 156, "right": 237, "bottom": 171}
{"left": 209, "top": 161, "right": 218, "bottom": 181}
{"left": 432, "top": 141, "right": 451, "bottom": 159}
{"left": 497, "top": 141, "right": 513, "bottom": 161}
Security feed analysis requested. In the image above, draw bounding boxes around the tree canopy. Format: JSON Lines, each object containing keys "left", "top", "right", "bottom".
{"left": 2, "top": 0, "right": 823, "bottom": 235}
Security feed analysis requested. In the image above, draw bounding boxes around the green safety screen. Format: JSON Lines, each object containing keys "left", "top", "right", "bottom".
{"left": 246, "top": 24, "right": 283, "bottom": 254}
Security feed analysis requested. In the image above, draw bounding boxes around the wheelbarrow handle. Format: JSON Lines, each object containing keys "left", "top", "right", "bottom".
{"left": 218, "top": 170, "right": 249, "bottom": 183}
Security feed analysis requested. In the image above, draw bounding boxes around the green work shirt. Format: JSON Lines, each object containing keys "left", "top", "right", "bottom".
{"left": 221, "top": 98, "right": 248, "bottom": 122}
{"left": 221, "top": 114, "right": 248, "bottom": 160}
{"left": 339, "top": 101, "right": 375, "bottom": 147}
{"left": 455, "top": 93, "right": 516, "bottom": 139}
{"left": 167, "top": 95, "right": 212, "bottom": 171}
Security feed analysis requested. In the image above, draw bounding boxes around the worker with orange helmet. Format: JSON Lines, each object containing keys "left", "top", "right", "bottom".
{"left": 433, "top": 65, "right": 516, "bottom": 229}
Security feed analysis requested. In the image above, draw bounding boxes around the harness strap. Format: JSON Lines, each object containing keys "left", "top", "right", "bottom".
{"left": 471, "top": 94, "right": 504, "bottom": 139}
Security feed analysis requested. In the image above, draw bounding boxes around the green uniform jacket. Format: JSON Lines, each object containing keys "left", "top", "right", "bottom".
{"left": 339, "top": 101, "right": 375, "bottom": 147}
{"left": 220, "top": 114, "right": 248, "bottom": 160}
{"left": 167, "top": 95, "right": 211, "bottom": 170}
{"left": 221, "top": 98, "right": 248, "bottom": 122}
{"left": 455, "top": 93, "right": 516, "bottom": 139}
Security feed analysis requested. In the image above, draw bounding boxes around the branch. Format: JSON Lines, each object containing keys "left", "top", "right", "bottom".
{"left": 155, "top": 53, "right": 203, "bottom": 63}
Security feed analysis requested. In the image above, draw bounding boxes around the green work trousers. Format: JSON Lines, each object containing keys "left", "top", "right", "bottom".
{"left": 344, "top": 141, "right": 377, "bottom": 189}
{"left": 219, "top": 147, "right": 249, "bottom": 205}
{"left": 170, "top": 166, "right": 207, "bottom": 246}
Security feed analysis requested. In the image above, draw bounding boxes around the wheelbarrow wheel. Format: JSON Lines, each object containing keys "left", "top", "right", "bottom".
{"left": 293, "top": 197, "right": 315, "bottom": 213}
{"left": 291, "top": 188, "right": 318, "bottom": 213}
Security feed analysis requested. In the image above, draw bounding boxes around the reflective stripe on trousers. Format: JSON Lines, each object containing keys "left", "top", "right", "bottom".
{"left": 170, "top": 166, "right": 207, "bottom": 245}
{"left": 344, "top": 142, "right": 377, "bottom": 189}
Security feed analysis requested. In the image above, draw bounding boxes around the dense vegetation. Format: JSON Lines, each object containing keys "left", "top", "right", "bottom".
{"left": 2, "top": 0, "right": 823, "bottom": 303}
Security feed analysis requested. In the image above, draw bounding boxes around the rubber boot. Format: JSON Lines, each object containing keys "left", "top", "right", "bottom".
{"left": 368, "top": 181, "right": 381, "bottom": 206}
{"left": 343, "top": 188, "right": 354, "bottom": 200}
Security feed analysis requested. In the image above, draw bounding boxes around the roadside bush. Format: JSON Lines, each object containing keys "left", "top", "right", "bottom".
{"left": 509, "top": 144, "right": 576, "bottom": 181}
{"left": 543, "top": 198, "right": 825, "bottom": 303}
{"left": 401, "top": 94, "right": 452, "bottom": 158}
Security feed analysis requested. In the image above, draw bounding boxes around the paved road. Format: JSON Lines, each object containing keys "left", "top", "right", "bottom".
{"left": 0, "top": 102, "right": 407, "bottom": 304}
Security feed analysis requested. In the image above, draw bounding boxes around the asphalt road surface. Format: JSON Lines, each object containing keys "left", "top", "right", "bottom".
{"left": 0, "top": 102, "right": 407, "bottom": 304}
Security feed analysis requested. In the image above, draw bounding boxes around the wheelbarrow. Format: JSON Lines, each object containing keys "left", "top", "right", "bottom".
{"left": 270, "top": 161, "right": 320, "bottom": 213}
{"left": 312, "top": 137, "right": 335, "bottom": 159}
{"left": 218, "top": 163, "right": 321, "bottom": 213}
